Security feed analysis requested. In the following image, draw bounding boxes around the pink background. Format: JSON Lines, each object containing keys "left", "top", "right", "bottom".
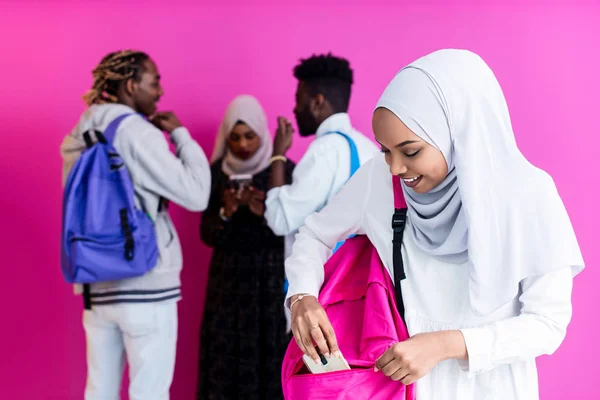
{"left": 1, "top": 0, "right": 598, "bottom": 398}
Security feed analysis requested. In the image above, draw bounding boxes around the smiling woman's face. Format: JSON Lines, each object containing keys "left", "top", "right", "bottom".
{"left": 373, "top": 107, "right": 448, "bottom": 193}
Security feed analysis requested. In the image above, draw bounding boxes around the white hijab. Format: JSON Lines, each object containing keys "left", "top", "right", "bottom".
{"left": 211, "top": 95, "right": 273, "bottom": 176}
{"left": 376, "top": 49, "right": 584, "bottom": 316}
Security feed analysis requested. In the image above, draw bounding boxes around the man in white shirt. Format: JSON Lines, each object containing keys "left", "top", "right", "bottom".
{"left": 265, "top": 53, "right": 378, "bottom": 237}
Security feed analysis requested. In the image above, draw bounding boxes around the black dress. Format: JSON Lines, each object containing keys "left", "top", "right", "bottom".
{"left": 198, "top": 159, "right": 295, "bottom": 400}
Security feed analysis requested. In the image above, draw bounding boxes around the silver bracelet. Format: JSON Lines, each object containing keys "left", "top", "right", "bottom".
{"left": 290, "top": 294, "right": 315, "bottom": 311}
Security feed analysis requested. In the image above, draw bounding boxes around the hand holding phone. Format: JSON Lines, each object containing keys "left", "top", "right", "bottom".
{"left": 247, "top": 187, "right": 266, "bottom": 217}
{"left": 222, "top": 188, "right": 238, "bottom": 218}
{"left": 229, "top": 174, "right": 253, "bottom": 199}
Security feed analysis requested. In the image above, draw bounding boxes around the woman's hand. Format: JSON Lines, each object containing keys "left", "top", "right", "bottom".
{"left": 223, "top": 188, "right": 238, "bottom": 218}
{"left": 374, "top": 331, "right": 467, "bottom": 385}
{"left": 290, "top": 294, "right": 340, "bottom": 364}
{"left": 247, "top": 187, "right": 266, "bottom": 216}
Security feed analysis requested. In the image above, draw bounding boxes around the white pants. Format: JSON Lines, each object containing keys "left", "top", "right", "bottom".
{"left": 83, "top": 301, "right": 178, "bottom": 400}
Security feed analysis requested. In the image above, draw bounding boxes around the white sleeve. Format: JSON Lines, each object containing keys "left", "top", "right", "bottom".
{"left": 284, "top": 159, "right": 374, "bottom": 308}
{"left": 459, "top": 267, "right": 573, "bottom": 375}
{"left": 265, "top": 143, "right": 337, "bottom": 236}
{"left": 130, "top": 126, "right": 211, "bottom": 212}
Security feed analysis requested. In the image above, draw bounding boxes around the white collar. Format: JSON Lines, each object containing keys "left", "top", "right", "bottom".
{"left": 316, "top": 113, "right": 353, "bottom": 137}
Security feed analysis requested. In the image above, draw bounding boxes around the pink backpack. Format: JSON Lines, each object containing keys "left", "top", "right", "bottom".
{"left": 281, "top": 176, "right": 416, "bottom": 400}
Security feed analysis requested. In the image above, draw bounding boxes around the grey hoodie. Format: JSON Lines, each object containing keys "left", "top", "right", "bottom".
{"left": 61, "top": 103, "right": 211, "bottom": 305}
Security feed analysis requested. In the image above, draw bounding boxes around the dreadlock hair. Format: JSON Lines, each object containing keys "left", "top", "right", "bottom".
{"left": 83, "top": 50, "right": 150, "bottom": 106}
{"left": 293, "top": 53, "right": 354, "bottom": 113}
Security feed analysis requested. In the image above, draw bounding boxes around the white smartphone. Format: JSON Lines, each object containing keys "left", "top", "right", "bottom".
{"left": 302, "top": 352, "right": 351, "bottom": 374}
{"left": 229, "top": 174, "right": 253, "bottom": 197}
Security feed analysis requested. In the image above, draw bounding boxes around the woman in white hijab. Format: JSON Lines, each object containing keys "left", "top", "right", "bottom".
{"left": 285, "top": 50, "right": 584, "bottom": 399}
{"left": 198, "top": 95, "right": 295, "bottom": 400}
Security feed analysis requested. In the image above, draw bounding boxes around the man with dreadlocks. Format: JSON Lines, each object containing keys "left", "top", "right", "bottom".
{"left": 60, "top": 50, "right": 211, "bottom": 400}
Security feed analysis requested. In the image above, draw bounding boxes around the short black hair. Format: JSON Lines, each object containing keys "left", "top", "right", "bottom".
{"left": 293, "top": 53, "right": 353, "bottom": 113}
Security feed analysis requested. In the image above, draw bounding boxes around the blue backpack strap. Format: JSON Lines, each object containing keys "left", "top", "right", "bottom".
{"left": 325, "top": 131, "right": 360, "bottom": 178}
{"left": 102, "top": 113, "right": 135, "bottom": 144}
{"left": 325, "top": 131, "right": 361, "bottom": 253}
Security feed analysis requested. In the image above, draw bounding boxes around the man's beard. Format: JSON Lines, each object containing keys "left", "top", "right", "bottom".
{"left": 295, "top": 108, "right": 320, "bottom": 137}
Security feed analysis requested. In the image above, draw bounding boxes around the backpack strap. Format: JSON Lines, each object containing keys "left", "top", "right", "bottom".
{"left": 82, "top": 129, "right": 110, "bottom": 150}
{"left": 326, "top": 131, "right": 360, "bottom": 252}
{"left": 392, "top": 176, "right": 408, "bottom": 322}
{"left": 324, "top": 131, "right": 360, "bottom": 177}
{"left": 83, "top": 283, "right": 92, "bottom": 310}
{"left": 101, "top": 113, "right": 136, "bottom": 144}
